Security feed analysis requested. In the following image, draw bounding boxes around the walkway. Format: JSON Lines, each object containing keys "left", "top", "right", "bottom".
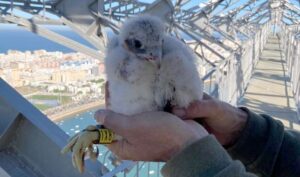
{"left": 239, "top": 36, "right": 300, "bottom": 130}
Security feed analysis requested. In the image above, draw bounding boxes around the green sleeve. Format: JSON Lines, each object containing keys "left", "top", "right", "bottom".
{"left": 161, "top": 135, "right": 257, "bottom": 177}
{"left": 227, "top": 107, "right": 300, "bottom": 176}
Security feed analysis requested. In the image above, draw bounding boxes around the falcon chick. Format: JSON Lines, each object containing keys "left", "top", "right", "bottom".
{"left": 62, "top": 15, "right": 204, "bottom": 173}
{"left": 105, "top": 15, "right": 203, "bottom": 115}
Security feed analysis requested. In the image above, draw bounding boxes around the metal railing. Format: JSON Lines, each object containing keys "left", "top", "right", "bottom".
{"left": 211, "top": 22, "right": 272, "bottom": 105}
{"left": 279, "top": 24, "right": 300, "bottom": 118}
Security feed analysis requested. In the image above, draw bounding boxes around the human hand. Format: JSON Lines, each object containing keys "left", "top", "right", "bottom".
{"left": 61, "top": 125, "right": 100, "bottom": 173}
{"left": 94, "top": 110, "right": 208, "bottom": 162}
{"left": 172, "top": 93, "right": 248, "bottom": 146}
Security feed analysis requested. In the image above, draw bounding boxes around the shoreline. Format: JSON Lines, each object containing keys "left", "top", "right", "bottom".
{"left": 47, "top": 101, "right": 105, "bottom": 122}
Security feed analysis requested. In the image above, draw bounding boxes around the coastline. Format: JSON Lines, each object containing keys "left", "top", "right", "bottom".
{"left": 43, "top": 81, "right": 215, "bottom": 122}
{"left": 47, "top": 101, "right": 105, "bottom": 122}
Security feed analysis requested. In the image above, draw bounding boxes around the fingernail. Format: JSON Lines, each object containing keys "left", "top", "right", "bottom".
{"left": 173, "top": 108, "right": 186, "bottom": 118}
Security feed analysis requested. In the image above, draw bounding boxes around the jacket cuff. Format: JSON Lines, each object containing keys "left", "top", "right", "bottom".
{"left": 227, "top": 107, "right": 284, "bottom": 173}
{"left": 161, "top": 135, "right": 233, "bottom": 177}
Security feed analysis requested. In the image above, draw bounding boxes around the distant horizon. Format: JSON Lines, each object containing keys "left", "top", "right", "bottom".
{"left": 0, "top": 25, "right": 195, "bottom": 55}
{"left": 0, "top": 24, "right": 70, "bottom": 30}
{"left": 0, "top": 25, "right": 96, "bottom": 54}
{"left": 0, "top": 49, "right": 79, "bottom": 55}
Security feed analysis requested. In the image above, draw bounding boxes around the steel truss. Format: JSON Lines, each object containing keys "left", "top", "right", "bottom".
{"left": 0, "top": 0, "right": 298, "bottom": 60}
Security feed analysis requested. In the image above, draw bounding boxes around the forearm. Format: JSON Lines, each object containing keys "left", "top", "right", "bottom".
{"left": 161, "top": 135, "right": 257, "bottom": 177}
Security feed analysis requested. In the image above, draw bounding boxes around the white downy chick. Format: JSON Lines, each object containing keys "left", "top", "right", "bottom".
{"left": 105, "top": 15, "right": 203, "bottom": 115}
{"left": 155, "top": 35, "right": 203, "bottom": 110}
{"left": 105, "top": 15, "right": 164, "bottom": 115}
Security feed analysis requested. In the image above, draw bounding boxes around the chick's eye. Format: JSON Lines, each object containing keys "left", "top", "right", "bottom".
{"left": 134, "top": 40, "right": 143, "bottom": 49}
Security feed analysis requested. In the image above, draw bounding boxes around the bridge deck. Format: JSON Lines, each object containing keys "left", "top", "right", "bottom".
{"left": 239, "top": 36, "right": 300, "bottom": 130}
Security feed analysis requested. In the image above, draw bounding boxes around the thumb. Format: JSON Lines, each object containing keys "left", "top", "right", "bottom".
{"left": 94, "top": 109, "right": 130, "bottom": 137}
{"left": 173, "top": 100, "right": 216, "bottom": 119}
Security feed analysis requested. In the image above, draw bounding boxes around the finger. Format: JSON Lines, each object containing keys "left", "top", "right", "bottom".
{"left": 173, "top": 100, "right": 216, "bottom": 119}
{"left": 94, "top": 109, "right": 130, "bottom": 136}
{"left": 61, "top": 135, "right": 79, "bottom": 154}
{"left": 184, "top": 120, "right": 210, "bottom": 141}
{"left": 172, "top": 107, "right": 187, "bottom": 118}
{"left": 186, "top": 100, "right": 214, "bottom": 118}
{"left": 171, "top": 92, "right": 213, "bottom": 118}
{"left": 185, "top": 120, "right": 208, "bottom": 135}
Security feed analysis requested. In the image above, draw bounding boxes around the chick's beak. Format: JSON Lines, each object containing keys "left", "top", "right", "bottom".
{"left": 145, "top": 56, "right": 161, "bottom": 66}
{"left": 143, "top": 47, "right": 162, "bottom": 66}
{"left": 145, "top": 56, "right": 159, "bottom": 61}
